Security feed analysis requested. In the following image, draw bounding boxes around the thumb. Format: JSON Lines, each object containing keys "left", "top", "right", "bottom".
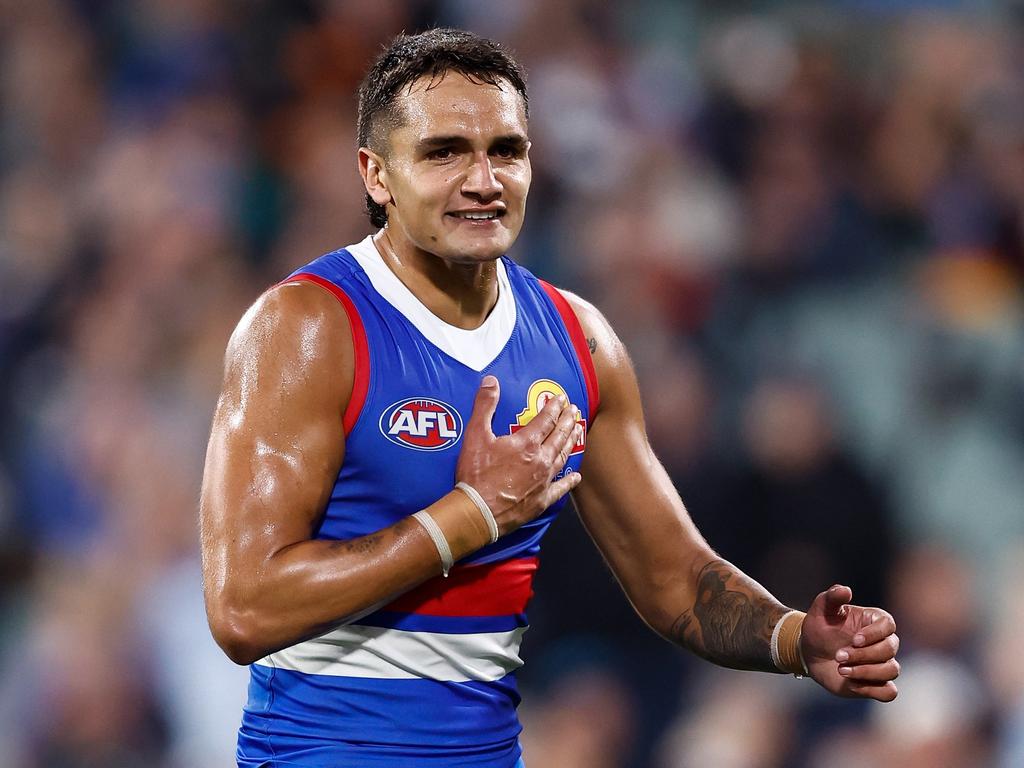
{"left": 822, "top": 584, "right": 853, "bottom": 618}
{"left": 465, "top": 375, "right": 500, "bottom": 439}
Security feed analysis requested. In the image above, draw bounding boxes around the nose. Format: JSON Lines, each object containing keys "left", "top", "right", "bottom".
{"left": 462, "top": 152, "right": 502, "bottom": 203}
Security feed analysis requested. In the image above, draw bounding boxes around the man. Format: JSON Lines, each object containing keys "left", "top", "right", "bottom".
{"left": 201, "top": 28, "right": 899, "bottom": 768}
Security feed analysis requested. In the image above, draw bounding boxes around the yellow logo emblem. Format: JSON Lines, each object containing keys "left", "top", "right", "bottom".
{"left": 511, "top": 379, "right": 586, "bottom": 455}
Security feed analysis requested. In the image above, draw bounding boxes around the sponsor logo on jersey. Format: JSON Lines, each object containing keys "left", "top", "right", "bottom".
{"left": 509, "top": 379, "right": 586, "bottom": 455}
{"left": 380, "top": 398, "right": 464, "bottom": 451}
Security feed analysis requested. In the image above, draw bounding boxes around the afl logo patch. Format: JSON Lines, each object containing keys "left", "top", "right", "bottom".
{"left": 379, "top": 398, "right": 464, "bottom": 451}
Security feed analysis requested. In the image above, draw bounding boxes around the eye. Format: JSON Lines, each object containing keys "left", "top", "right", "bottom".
{"left": 427, "top": 147, "right": 454, "bottom": 161}
{"left": 492, "top": 144, "right": 521, "bottom": 160}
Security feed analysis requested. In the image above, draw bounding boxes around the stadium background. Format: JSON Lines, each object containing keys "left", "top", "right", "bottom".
{"left": 1, "top": 0, "right": 1023, "bottom": 765}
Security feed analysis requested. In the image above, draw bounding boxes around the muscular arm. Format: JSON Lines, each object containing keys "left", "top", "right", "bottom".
{"left": 566, "top": 294, "right": 787, "bottom": 672}
{"left": 201, "top": 281, "right": 581, "bottom": 666}
{"left": 200, "top": 282, "right": 490, "bottom": 665}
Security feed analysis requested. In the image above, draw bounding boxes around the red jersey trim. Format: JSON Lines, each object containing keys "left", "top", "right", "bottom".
{"left": 538, "top": 281, "right": 601, "bottom": 423}
{"left": 282, "top": 273, "right": 369, "bottom": 435}
{"left": 384, "top": 557, "right": 539, "bottom": 617}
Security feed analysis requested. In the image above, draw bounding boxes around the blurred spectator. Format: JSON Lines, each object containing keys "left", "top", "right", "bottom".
{"left": 889, "top": 543, "right": 978, "bottom": 655}
{"left": 987, "top": 541, "right": 1024, "bottom": 767}
{"left": 655, "top": 671, "right": 796, "bottom": 768}
{"left": 801, "top": 650, "right": 993, "bottom": 768}
{"left": 690, "top": 374, "right": 896, "bottom": 610}
{"left": 521, "top": 658, "right": 636, "bottom": 768}
{"left": 868, "top": 651, "right": 992, "bottom": 767}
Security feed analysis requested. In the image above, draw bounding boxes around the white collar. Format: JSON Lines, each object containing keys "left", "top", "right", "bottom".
{"left": 347, "top": 236, "right": 516, "bottom": 372}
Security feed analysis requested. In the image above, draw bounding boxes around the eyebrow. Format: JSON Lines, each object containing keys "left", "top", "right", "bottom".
{"left": 493, "top": 134, "right": 529, "bottom": 150}
{"left": 415, "top": 134, "right": 529, "bottom": 152}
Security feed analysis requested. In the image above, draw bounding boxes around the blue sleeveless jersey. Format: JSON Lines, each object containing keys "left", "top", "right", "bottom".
{"left": 237, "top": 237, "right": 598, "bottom": 768}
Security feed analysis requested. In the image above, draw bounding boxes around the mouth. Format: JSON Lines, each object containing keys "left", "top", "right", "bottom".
{"left": 447, "top": 209, "right": 505, "bottom": 222}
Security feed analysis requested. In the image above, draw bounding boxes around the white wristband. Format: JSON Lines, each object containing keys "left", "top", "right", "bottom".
{"left": 412, "top": 510, "right": 453, "bottom": 577}
{"left": 455, "top": 481, "right": 499, "bottom": 544}
{"left": 796, "top": 622, "right": 809, "bottom": 677}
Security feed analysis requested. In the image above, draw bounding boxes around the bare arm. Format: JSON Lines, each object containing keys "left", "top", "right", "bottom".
{"left": 565, "top": 292, "right": 899, "bottom": 698}
{"left": 565, "top": 294, "right": 785, "bottom": 671}
{"left": 200, "top": 281, "right": 580, "bottom": 665}
{"left": 199, "top": 282, "right": 461, "bottom": 664}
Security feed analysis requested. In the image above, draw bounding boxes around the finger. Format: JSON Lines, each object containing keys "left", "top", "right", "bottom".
{"left": 517, "top": 393, "right": 566, "bottom": 442}
{"left": 850, "top": 610, "right": 896, "bottom": 648}
{"left": 541, "top": 401, "right": 578, "bottom": 452}
{"left": 545, "top": 410, "right": 580, "bottom": 472}
{"left": 838, "top": 658, "right": 900, "bottom": 683}
{"left": 836, "top": 634, "right": 899, "bottom": 666}
{"left": 540, "top": 469, "right": 582, "bottom": 507}
{"left": 556, "top": 418, "right": 582, "bottom": 467}
{"left": 465, "top": 376, "right": 500, "bottom": 439}
{"left": 822, "top": 584, "right": 853, "bottom": 618}
{"left": 843, "top": 679, "right": 898, "bottom": 703}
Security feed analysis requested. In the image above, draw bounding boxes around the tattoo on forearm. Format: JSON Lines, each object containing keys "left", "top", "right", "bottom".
{"left": 334, "top": 533, "right": 383, "bottom": 555}
{"left": 669, "top": 558, "right": 786, "bottom": 672}
{"left": 587, "top": 337, "right": 597, "bottom": 355}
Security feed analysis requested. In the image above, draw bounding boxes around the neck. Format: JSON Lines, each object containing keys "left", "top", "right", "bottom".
{"left": 373, "top": 229, "right": 500, "bottom": 330}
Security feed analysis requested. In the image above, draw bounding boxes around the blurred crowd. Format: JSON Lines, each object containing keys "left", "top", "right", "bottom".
{"left": 1, "top": 1, "right": 1023, "bottom": 766}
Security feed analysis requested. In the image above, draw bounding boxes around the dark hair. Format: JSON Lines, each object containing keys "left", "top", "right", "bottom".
{"left": 357, "top": 28, "right": 529, "bottom": 228}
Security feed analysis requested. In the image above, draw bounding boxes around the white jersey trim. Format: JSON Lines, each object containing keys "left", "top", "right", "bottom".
{"left": 347, "top": 236, "right": 516, "bottom": 372}
{"left": 255, "top": 623, "right": 526, "bottom": 682}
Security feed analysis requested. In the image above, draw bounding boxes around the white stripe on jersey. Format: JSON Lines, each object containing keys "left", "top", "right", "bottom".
{"left": 255, "top": 624, "right": 527, "bottom": 682}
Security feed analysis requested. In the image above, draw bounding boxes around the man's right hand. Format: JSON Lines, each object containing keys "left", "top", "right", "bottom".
{"left": 455, "top": 375, "right": 582, "bottom": 536}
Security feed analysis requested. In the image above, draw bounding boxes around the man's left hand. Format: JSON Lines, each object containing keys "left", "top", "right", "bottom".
{"left": 800, "top": 584, "right": 900, "bottom": 702}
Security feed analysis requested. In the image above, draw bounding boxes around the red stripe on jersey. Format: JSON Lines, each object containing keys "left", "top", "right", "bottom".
{"left": 538, "top": 281, "right": 600, "bottom": 423}
{"left": 384, "top": 557, "right": 539, "bottom": 617}
{"left": 282, "top": 273, "right": 370, "bottom": 435}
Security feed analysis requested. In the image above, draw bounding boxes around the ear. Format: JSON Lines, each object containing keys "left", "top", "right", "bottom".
{"left": 358, "top": 148, "right": 392, "bottom": 207}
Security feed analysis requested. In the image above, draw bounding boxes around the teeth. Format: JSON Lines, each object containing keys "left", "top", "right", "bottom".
{"left": 457, "top": 211, "right": 498, "bottom": 220}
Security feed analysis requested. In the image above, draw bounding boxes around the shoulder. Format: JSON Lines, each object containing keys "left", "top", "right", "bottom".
{"left": 551, "top": 288, "right": 627, "bottom": 372}
{"left": 554, "top": 289, "right": 604, "bottom": 335}
{"left": 222, "top": 279, "right": 355, "bottom": 400}
{"left": 231, "top": 280, "right": 351, "bottom": 353}
{"left": 543, "top": 287, "right": 635, "bottom": 418}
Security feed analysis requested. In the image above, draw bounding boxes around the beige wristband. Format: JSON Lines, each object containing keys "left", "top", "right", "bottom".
{"left": 455, "top": 482, "right": 499, "bottom": 544}
{"left": 771, "top": 610, "right": 809, "bottom": 677}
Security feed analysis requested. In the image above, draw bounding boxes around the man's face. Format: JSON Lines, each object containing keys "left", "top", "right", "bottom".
{"left": 371, "top": 72, "right": 532, "bottom": 264}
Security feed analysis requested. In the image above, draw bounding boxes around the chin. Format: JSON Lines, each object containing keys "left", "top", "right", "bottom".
{"left": 446, "top": 235, "right": 515, "bottom": 262}
{"left": 431, "top": 215, "right": 519, "bottom": 258}
{"left": 465, "top": 247, "right": 511, "bottom": 263}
